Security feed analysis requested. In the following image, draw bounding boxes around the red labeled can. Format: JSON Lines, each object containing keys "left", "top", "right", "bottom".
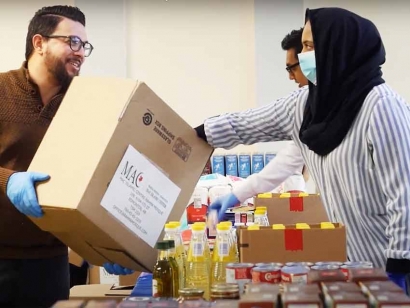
{"left": 251, "top": 266, "right": 281, "bottom": 284}
{"left": 341, "top": 261, "right": 373, "bottom": 280}
{"left": 311, "top": 265, "right": 340, "bottom": 271}
{"left": 315, "top": 261, "right": 343, "bottom": 267}
{"left": 255, "top": 262, "right": 283, "bottom": 268}
{"left": 281, "top": 265, "right": 310, "bottom": 284}
{"left": 226, "top": 263, "right": 254, "bottom": 293}
{"left": 285, "top": 262, "right": 313, "bottom": 268}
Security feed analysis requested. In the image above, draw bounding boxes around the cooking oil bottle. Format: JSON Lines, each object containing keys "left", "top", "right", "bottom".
{"left": 152, "top": 241, "right": 174, "bottom": 298}
{"left": 164, "top": 222, "right": 186, "bottom": 288}
{"left": 211, "top": 223, "right": 231, "bottom": 285}
{"left": 186, "top": 223, "right": 210, "bottom": 300}
{"left": 219, "top": 221, "right": 238, "bottom": 262}
{"left": 192, "top": 222, "right": 211, "bottom": 264}
{"left": 164, "top": 240, "right": 180, "bottom": 297}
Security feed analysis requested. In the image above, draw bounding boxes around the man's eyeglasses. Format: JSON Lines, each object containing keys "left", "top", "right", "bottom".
{"left": 42, "top": 35, "right": 94, "bottom": 57}
{"left": 286, "top": 62, "right": 300, "bottom": 73}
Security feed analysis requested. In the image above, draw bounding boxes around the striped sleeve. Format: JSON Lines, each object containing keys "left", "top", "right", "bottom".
{"left": 203, "top": 88, "right": 304, "bottom": 149}
{"left": 368, "top": 93, "right": 410, "bottom": 264}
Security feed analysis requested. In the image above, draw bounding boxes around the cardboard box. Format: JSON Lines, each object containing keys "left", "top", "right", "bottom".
{"left": 238, "top": 223, "right": 346, "bottom": 263}
{"left": 69, "top": 249, "right": 84, "bottom": 267}
{"left": 28, "top": 77, "right": 213, "bottom": 272}
{"left": 88, "top": 266, "right": 139, "bottom": 286}
{"left": 255, "top": 193, "right": 329, "bottom": 224}
{"left": 69, "top": 284, "right": 132, "bottom": 303}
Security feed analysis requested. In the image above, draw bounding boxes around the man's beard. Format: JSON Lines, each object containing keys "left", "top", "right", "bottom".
{"left": 45, "top": 50, "right": 79, "bottom": 92}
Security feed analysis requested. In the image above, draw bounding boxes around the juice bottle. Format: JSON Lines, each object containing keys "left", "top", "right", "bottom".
{"left": 164, "top": 222, "right": 186, "bottom": 288}
{"left": 211, "top": 223, "right": 231, "bottom": 285}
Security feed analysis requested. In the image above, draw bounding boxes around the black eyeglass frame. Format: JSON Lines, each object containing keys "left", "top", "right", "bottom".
{"left": 285, "top": 62, "right": 300, "bottom": 73}
{"left": 42, "top": 35, "right": 94, "bottom": 57}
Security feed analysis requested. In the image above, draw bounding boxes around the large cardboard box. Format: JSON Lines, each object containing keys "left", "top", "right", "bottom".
{"left": 28, "top": 77, "right": 213, "bottom": 272}
{"left": 255, "top": 193, "right": 329, "bottom": 225}
{"left": 238, "top": 223, "right": 346, "bottom": 263}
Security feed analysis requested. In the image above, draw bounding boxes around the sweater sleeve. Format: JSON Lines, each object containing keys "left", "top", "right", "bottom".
{"left": 0, "top": 167, "right": 15, "bottom": 196}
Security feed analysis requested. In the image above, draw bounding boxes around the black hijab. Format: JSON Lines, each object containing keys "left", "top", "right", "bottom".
{"left": 299, "top": 7, "right": 386, "bottom": 156}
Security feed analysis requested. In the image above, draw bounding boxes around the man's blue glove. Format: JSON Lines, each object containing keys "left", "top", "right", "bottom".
{"left": 387, "top": 272, "right": 408, "bottom": 293}
{"left": 6, "top": 172, "right": 49, "bottom": 218}
{"left": 208, "top": 193, "right": 240, "bottom": 221}
{"left": 103, "top": 263, "right": 134, "bottom": 275}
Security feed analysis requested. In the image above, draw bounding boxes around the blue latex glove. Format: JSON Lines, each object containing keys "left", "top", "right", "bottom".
{"left": 208, "top": 193, "right": 240, "bottom": 221}
{"left": 103, "top": 263, "right": 134, "bottom": 275}
{"left": 387, "top": 272, "right": 408, "bottom": 293}
{"left": 6, "top": 172, "right": 50, "bottom": 218}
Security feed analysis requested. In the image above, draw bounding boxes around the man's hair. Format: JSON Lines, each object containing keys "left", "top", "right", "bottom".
{"left": 25, "top": 5, "right": 86, "bottom": 60}
{"left": 281, "top": 28, "right": 304, "bottom": 56}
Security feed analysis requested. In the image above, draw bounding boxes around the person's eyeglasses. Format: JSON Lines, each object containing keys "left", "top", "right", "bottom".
{"left": 286, "top": 62, "right": 300, "bottom": 73}
{"left": 42, "top": 35, "right": 94, "bottom": 57}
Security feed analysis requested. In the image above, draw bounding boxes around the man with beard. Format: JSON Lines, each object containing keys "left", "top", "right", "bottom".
{"left": 0, "top": 5, "right": 130, "bottom": 307}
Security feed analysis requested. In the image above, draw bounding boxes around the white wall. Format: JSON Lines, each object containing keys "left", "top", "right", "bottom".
{"left": 0, "top": 0, "right": 73, "bottom": 72}
{"left": 74, "top": 0, "right": 127, "bottom": 78}
{"left": 125, "top": 0, "right": 256, "bottom": 135}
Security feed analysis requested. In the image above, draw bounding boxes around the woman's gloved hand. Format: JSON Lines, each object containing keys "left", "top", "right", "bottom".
{"left": 208, "top": 193, "right": 240, "bottom": 221}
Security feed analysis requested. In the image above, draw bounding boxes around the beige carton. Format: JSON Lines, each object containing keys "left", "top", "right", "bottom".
{"left": 28, "top": 77, "right": 213, "bottom": 272}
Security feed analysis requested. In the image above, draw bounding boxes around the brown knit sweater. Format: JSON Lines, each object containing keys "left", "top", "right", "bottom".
{"left": 0, "top": 62, "right": 67, "bottom": 259}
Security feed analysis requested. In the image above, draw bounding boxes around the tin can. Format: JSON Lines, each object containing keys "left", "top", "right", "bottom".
{"left": 281, "top": 265, "right": 310, "bottom": 284}
{"left": 255, "top": 262, "right": 283, "bottom": 268}
{"left": 311, "top": 265, "right": 340, "bottom": 271}
{"left": 341, "top": 261, "right": 373, "bottom": 280}
{"left": 226, "top": 263, "right": 254, "bottom": 294}
{"left": 251, "top": 266, "right": 281, "bottom": 284}
{"left": 285, "top": 262, "right": 313, "bottom": 267}
{"left": 343, "top": 261, "right": 373, "bottom": 267}
{"left": 315, "top": 261, "right": 343, "bottom": 267}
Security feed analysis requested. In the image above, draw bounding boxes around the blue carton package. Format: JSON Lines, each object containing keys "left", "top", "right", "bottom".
{"left": 225, "top": 154, "right": 239, "bottom": 176}
{"left": 212, "top": 155, "right": 225, "bottom": 175}
{"left": 264, "top": 152, "right": 276, "bottom": 166}
{"left": 252, "top": 153, "right": 264, "bottom": 174}
{"left": 238, "top": 153, "right": 251, "bottom": 178}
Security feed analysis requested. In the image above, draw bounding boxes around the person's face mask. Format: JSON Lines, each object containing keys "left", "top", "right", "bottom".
{"left": 298, "top": 51, "right": 317, "bottom": 85}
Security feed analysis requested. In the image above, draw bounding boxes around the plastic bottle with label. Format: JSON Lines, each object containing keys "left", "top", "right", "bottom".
{"left": 152, "top": 241, "right": 174, "bottom": 298}
{"left": 164, "top": 222, "right": 186, "bottom": 289}
{"left": 185, "top": 224, "right": 211, "bottom": 300}
{"left": 220, "top": 221, "right": 238, "bottom": 262}
{"left": 211, "top": 224, "right": 232, "bottom": 285}
{"left": 253, "top": 209, "right": 268, "bottom": 226}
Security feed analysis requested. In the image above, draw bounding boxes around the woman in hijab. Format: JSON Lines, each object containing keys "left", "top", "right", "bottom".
{"left": 195, "top": 7, "right": 410, "bottom": 292}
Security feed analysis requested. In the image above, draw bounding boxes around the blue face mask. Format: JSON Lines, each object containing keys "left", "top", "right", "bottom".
{"left": 298, "top": 51, "right": 317, "bottom": 85}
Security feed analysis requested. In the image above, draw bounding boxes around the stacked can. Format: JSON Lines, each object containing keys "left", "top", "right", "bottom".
{"left": 281, "top": 262, "right": 313, "bottom": 284}
{"left": 225, "top": 263, "right": 254, "bottom": 294}
{"left": 251, "top": 263, "right": 283, "bottom": 284}
{"left": 340, "top": 261, "right": 373, "bottom": 280}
